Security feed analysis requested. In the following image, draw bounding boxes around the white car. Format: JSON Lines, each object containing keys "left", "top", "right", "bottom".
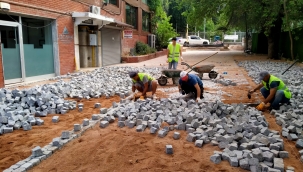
{"left": 178, "top": 35, "right": 210, "bottom": 47}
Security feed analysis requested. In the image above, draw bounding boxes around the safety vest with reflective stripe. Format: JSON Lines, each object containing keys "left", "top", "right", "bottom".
{"left": 132, "top": 73, "right": 154, "bottom": 83}
{"left": 262, "top": 75, "right": 291, "bottom": 99}
{"left": 168, "top": 43, "right": 181, "bottom": 63}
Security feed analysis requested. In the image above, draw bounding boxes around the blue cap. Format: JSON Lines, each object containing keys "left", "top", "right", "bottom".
{"left": 259, "top": 71, "right": 270, "bottom": 81}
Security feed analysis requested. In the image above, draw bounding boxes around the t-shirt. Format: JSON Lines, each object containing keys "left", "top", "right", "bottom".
{"left": 179, "top": 74, "right": 203, "bottom": 87}
{"left": 265, "top": 81, "right": 280, "bottom": 89}
{"left": 133, "top": 75, "right": 149, "bottom": 85}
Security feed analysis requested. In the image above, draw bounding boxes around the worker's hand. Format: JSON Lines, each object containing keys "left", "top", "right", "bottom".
{"left": 249, "top": 89, "right": 255, "bottom": 94}
{"left": 132, "top": 93, "right": 137, "bottom": 99}
{"left": 196, "top": 98, "right": 201, "bottom": 102}
{"left": 140, "top": 96, "right": 145, "bottom": 100}
{"left": 256, "top": 102, "right": 265, "bottom": 111}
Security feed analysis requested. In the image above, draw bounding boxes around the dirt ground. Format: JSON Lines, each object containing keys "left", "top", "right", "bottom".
{"left": 2, "top": 51, "right": 303, "bottom": 171}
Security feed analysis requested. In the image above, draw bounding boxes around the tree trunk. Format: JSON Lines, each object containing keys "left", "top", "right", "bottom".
{"left": 267, "top": 15, "right": 283, "bottom": 59}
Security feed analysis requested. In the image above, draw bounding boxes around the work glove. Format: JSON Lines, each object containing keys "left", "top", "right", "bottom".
{"left": 256, "top": 102, "right": 265, "bottom": 111}
{"left": 140, "top": 96, "right": 145, "bottom": 100}
{"left": 196, "top": 98, "right": 201, "bottom": 102}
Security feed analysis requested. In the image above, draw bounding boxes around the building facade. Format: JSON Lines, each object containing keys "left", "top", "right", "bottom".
{"left": 0, "top": 0, "right": 151, "bottom": 87}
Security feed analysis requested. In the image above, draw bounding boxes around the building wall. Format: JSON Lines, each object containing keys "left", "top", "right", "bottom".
{"left": 0, "top": 0, "right": 151, "bottom": 86}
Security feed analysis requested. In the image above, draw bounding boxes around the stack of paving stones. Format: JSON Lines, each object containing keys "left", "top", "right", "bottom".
{"left": 238, "top": 60, "right": 303, "bottom": 162}
{"left": 102, "top": 98, "right": 289, "bottom": 171}
{"left": 0, "top": 67, "right": 163, "bottom": 135}
{"left": 213, "top": 79, "right": 237, "bottom": 86}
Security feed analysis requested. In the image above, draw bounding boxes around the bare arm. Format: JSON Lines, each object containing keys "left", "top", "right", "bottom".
{"left": 251, "top": 83, "right": 264, "bottom": 92}
{"left": 194, "top": 83, "right": 201, "bottom": 100}
{"left": 264, "top": 88, "right": 277, "bottom": 104}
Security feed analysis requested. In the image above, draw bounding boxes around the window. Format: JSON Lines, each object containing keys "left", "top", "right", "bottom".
{"left": 108, "top": 0, "right": 118, "bottom": 6}
{"left": 142, "top": 0, "right": 148, "bottom": 4}
{"left": 126, "top": 4, "right": 138, "bottom": 29}
{"left": 142, "top": 10, "right": 150, "bottom": 32}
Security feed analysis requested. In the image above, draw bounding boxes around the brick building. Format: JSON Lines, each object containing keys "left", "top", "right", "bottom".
{"left": 0, "top": 0, "right": 151, "bottom": 87}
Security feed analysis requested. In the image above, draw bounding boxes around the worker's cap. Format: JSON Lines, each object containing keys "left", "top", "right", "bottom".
{"left": 180, "top": 71, "right": 188, "bottom": 81}
{"left": 172, "top": 37, "right": 177, "bottom": 41}
{"left": 259, "top": 71, "right": 270, "bottom": 81}
{"left": 129, "top": 71, "right": 139, "bottom": 78}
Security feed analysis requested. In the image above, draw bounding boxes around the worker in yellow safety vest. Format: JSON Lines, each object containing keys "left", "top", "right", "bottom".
{"left": 129, "top": 71, "right": 158, "bottom": 100}
{"left": 167, "top": 37, "right": 183, "bottom": 69}
{"left": 249, "top": 71, "right": 291, "bottom": 111}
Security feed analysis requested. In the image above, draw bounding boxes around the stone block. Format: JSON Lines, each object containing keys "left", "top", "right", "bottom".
{"left": 173, "top": 132, "right": 180, "bottom": 140}
{"left": 158, "top": 129, "right": 168, "bottom": 138}
{"left": 118, "top": 121, "right": 125, "bottom": 128}
{"left": 210, "top": 154, "right": 221, "bottom": 164}
{"left": 273, "top": 158, "right": 284, "bottom": 172}
{"left": 296, "top": 139, "right": 303, "bottom": 148}
{"left": 52, "top": 137, "right": 62, "bottom": 147}
{"left": 94, "top": 103, "right": 101, "bottom": 108}
{"left": 150, "top": 127, "right": 158, "bottom": 134}
{"left": 287, "top": 133, "right": 298, "bottom": 141}
{"left": 239, "top": 158, "right": 250, "bottom": 170}
{"left": 229, "top": 157, "right": 239, "bottom": 167}
{"left": 166, "top": 145, "right": 173, "bottom": 154}
{"left": 186, "top": 133, "right": 196, "bottom": 142}
{"left": 36, "top": 119, "right": 44, "bottom": 126}
{"left": 195, "top": 140, "right": 203, "bottom": 148}
{"left": 136, "top": 125, "right": 144, "bottom": 132}
{"left": 128, "top": 121, "right": 136, "bottom": 128}
{"left": 263, "top": 151, "right": 274, "bottom": 162}
{"left": 83, "top": 119, "right": 89, "bottom": 126}
{"left": 100, "top": 121, "right": 109, "bottom": 128}
{"left": 74, "top": 124, "right": 81, "bottom": 131}
{"left": 52, "top": 116, "right": 59, "bottom": 123}
{"left": 32, "top": 146, "right": 43, "bottom": 157}
{"left": 279, "top": 151, "right": 289, "bottom": 159}
{"left": 100, "top": 108, "right": 107, "bottom": 114}
{"left": 22, "top": 122, "right": 32, "bottom": 131}
{"left": 3, "top": 127, "right": 13, "bottom": 134}
{"left": 61, "top": 131, "right": 70, "bottom": 139}
{"left": 92, "top": 114, "right": 99, "bottom": 120}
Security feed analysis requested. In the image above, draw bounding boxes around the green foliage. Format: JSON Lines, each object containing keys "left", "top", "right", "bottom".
{"left": 154, "top": 6, "right": 178, "bottom": 49}
{"left": 135, "top": 41, "right": 156, "bottom": 55}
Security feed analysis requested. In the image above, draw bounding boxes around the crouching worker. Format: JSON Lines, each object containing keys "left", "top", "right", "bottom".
{"left": 249, "top": 71, "right": 291, "bottom": 111}
{"left": 129, "top": 71, "right": 158, "bottom": 100}
{"left": 178, "top": 71, "right": 204, "bottom": 102}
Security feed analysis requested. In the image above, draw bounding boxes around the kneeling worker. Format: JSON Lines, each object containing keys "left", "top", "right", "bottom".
{"left": 249, "top": 71, "right": 291, "bottom": 111}
{"left": 179, "top": 71, "right": 204, "bottom": 102}
{"left": 129, "top": 71, "right": 158, "bottom": 99}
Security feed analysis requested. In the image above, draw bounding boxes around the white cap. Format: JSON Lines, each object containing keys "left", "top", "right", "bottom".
{"left": 180, "top": 71, "right": 187, "bottom": 78}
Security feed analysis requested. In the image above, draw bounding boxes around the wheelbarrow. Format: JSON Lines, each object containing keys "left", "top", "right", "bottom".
{"left": 181, "top": 62, "right": 218, "bottom": 80}
{"left": 157, "top": 69, "right": 182, "bottom": 86}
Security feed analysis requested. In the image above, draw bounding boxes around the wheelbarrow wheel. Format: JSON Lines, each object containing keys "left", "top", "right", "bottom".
{"left": 158, "top": 76, "right": 168, "bottom": 86}
{"left": 209, "top": 71, "right": 218, "bottom": 79}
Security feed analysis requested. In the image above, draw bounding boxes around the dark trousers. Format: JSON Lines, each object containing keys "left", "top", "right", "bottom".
{"left": 181, "top": 84, "right": 204, "bottom": 99}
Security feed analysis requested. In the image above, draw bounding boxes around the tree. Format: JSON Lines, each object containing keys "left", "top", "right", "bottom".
{"left": 179, "top": 0, "right": 303, "bottom": 59}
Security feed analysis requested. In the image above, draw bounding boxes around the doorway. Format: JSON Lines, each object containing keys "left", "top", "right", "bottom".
{"left": 0, "top": 20, "right": 23, "bottom": 84}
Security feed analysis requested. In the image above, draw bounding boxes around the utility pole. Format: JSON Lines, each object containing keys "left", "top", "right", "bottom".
{"left": 204, "top": 18, "right": 206, "bottom": 39}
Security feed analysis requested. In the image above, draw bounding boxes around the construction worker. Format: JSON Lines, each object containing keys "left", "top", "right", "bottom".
{"left": 178, "top": 71, "right": 204, "bottom": 102}
{"left": 129, "top": 71, "right": 158, "bottom": 100}
{"left": 249, "top": 71, "right": 291, "bottom": 111}
{"left": 167, "top": 37, "right": 183, "bottom": 69}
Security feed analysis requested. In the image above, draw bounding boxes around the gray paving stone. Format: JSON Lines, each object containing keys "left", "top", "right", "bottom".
{"left": 118, "top": 121, "right": 125, "bottom": 128}
{"left": 273, "top": 158, "right": 284, "bottom": 172}
{"left": 61, "top": 131, "right": 70, "bottom": 139}
{"left": 287, "top": 133, "right": 298, "bottom": 141}
{"left": 263, "top": 151, "right": 274, "bottom": 162}
{"left": 239, "top": 158, "right": 250, "bottom": 170}
{"left": 158, "top": 129, "right": 168, "bottom": 138}
{"left": 74, "top": 124, "right": 81, "bottom": 131}
{"left": 52, "top": 137, "right": 62, "bottom": 147}
{"left": 94, "top": 103, "right": 101, "bottom": 108}
{"left": 150, "top": 127, "right": 157, "bottom": 134}
{"left": 296, "top": 139, "right": 303, "bottom": 148}
{"left": 229, "top": 156, "right": 238, "bottom": 167}
{"left": 173, "top": 132, "right": 180, "bottom": 140}
{"left": 186, "top": 133, "right": 196, "bottom": 142}
{"left": 279, "top": 151, "right": 289, "bottom": 159}
{"left": 83, "top": 119, "right": 89, "bottom": 126}
{"left": 195, "top": 140, "right": 203, "bottom": 148}
{"left": 128, "top": 121, "right": 135, "bottom": 128}
{"left": 100, "top": 121, "right": 109, "bottom": 128}
{"left": 166, "top": 145, "right": 173, "bottom": 154}
{"left": 210, "top": 154, "right": 221, "bottom": 164}
{"left": 100, "top": 108, "right": 107, "bottom": 114}
{"left": 32, "top": 146, "right": 43, "bottom": 157}
{"left": 22, "top": 122, "right": 32, "bottom": 131}
{"left": 92, "top": 114, "right": 99, "bottom": 120}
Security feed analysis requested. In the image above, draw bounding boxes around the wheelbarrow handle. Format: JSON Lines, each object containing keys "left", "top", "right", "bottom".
{"left": 182, "top": 52, "right": 218, "bottom": 73}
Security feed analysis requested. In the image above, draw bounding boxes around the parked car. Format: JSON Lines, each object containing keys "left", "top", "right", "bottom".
{"left": 178, "top": 35, "right": 210, "bottom": 47}
{"left": 168, "top": 37, "right": 183, "bottom": 44}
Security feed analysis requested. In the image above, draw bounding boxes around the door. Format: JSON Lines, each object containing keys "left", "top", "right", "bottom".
{"left": 0, "top": 22, "right": 23, "bottom": 84}
{"left": 101, "top": 28, "right": 121, "bottom": 66}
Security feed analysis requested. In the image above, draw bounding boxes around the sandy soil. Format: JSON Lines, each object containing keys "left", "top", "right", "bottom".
{"left": 30, "top": 123, "right": 246, "bottom": 172}
{"left": 2, "top": 51, "right": 303, "bottom": 171}
{"left": 0, "top": 96, "right": 121, "bottom": 171}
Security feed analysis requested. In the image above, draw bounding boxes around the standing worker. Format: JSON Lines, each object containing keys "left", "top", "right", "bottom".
{"left": 167, "top": 37, "right": 183, "bottom": 69}
{"left": 178, "top": 71, "right": 204, "bottom": 102}
{"left": 249, "top": 71, "right": 291, "bottom": 111}
{"left": 129, "top": 71, "right": 158, "bottom": 100}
